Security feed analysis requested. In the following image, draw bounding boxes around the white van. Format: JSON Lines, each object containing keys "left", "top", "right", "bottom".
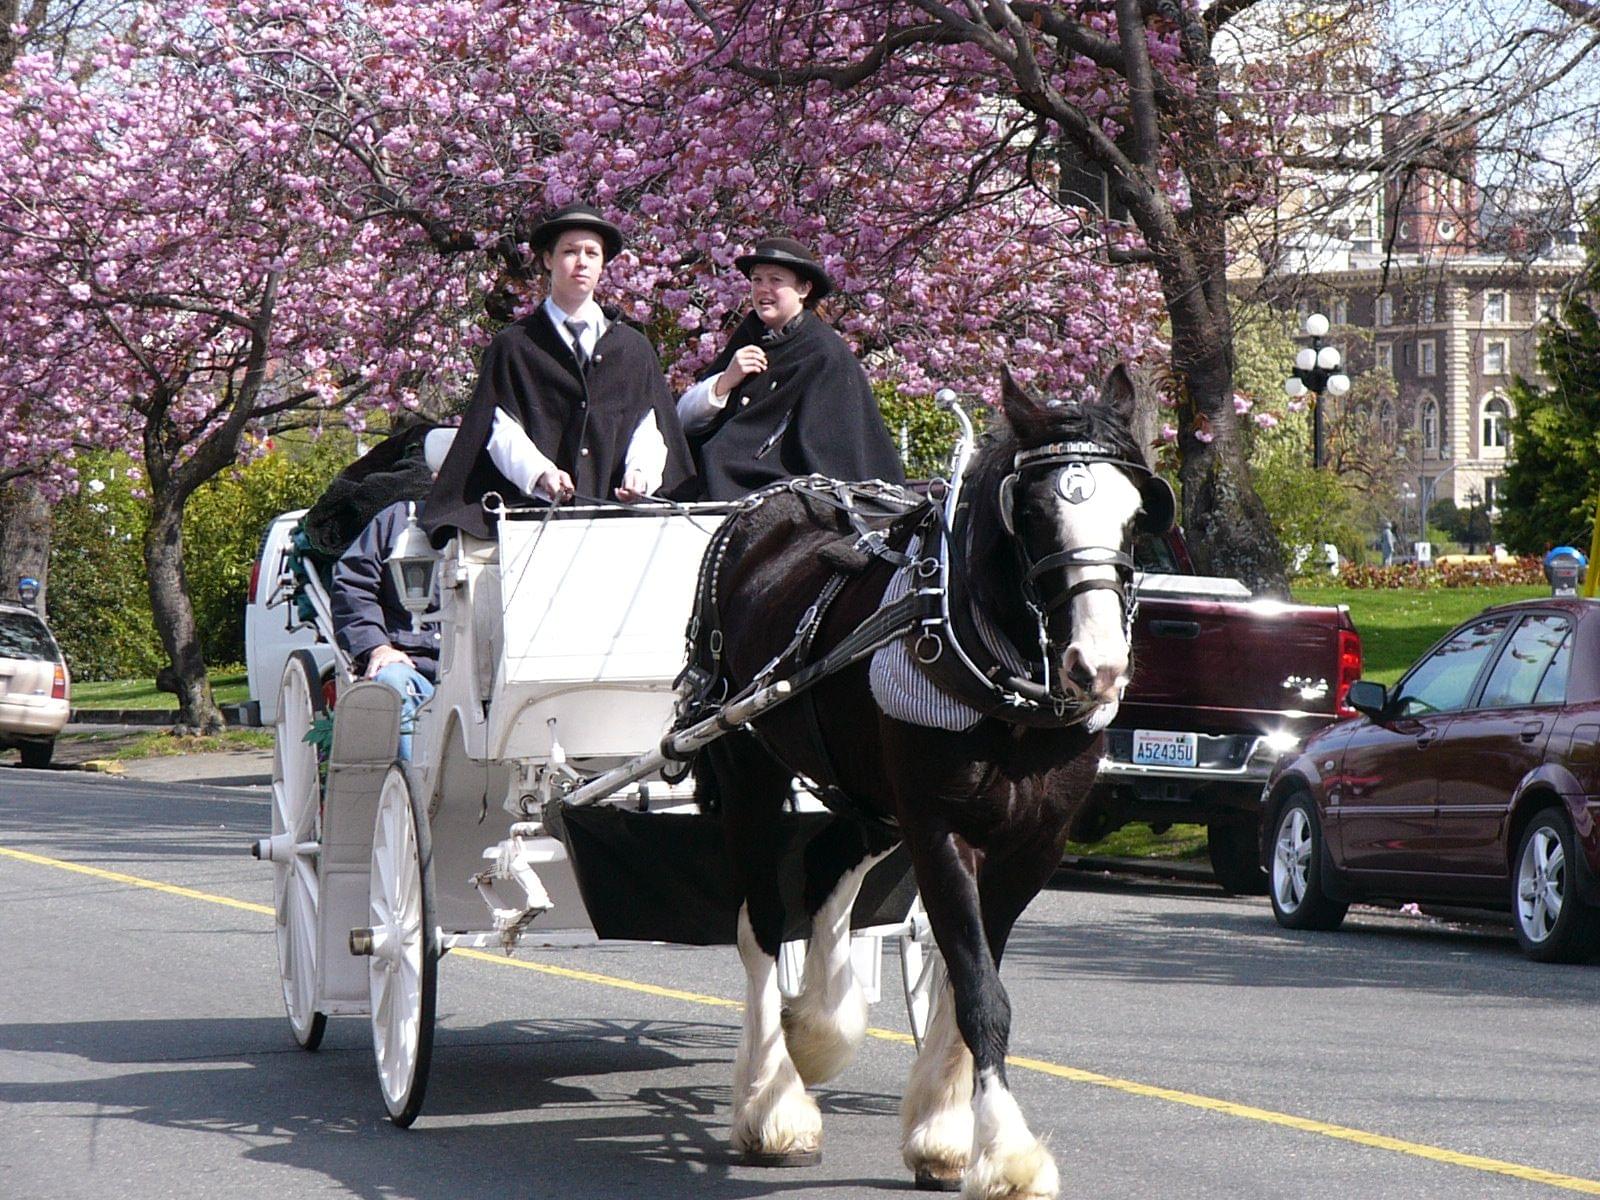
{"left": 243, "top": 509, "right": 335, "bottom": 727}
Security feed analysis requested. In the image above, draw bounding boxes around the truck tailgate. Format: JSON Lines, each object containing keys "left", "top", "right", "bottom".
{"left": 1120, "top": 593, "right": 1353, "bottom": 736}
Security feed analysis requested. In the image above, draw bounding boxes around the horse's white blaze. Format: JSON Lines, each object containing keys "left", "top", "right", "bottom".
{"left": 783, "top": 850, "right": 888, "bottom": 1085}
{"left": 1052, "top": 462, "right": 1140, "bottom": 709}
{"left": 964, "top": 1068, "right": 1060, "bottom": 1200}
{"left": 901, "top": 981, "right": 975, "bottom": 1183}
{"left": 733, "top": 905, "right": 821, "bottom": 1156}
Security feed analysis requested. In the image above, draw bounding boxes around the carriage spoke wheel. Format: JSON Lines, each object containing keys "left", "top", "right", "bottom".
{"left": 272, "top": 653, "right": 326, "bottom": 1050}
{"left": 899, "top": 896, "right": 944, "bottom": 1051}
{"left": 367, "top": 765, "right": 438, "bottom": 1127}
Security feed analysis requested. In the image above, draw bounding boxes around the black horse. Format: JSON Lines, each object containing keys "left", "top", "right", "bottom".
{"left": 695, "top": 365, "right": 1173, "bottom": 1198}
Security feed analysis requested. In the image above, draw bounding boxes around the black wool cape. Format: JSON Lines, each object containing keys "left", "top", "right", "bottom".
{"left": 424, "top": 307, "right": 693, "bottom": 544}
{"left": 687, "top": 310, "right": 905, "bottom": 501}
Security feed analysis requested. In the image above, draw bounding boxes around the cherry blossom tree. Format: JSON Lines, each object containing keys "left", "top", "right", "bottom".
{"left": 0, "top": 9, "right": 479, "bottom": 731}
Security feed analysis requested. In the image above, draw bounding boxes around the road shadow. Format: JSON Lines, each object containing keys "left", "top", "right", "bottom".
{"left": 0, "top": 1014, "right": 906, "bottom": 1199}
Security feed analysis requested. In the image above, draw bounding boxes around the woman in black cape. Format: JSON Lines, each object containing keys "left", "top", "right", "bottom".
{"left": 676, "top": 237, "right": 904, "bottom": 501}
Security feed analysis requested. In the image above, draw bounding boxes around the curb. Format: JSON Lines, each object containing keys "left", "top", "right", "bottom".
{"left": 68, "top": 703, "right": 256, "bottom": 727}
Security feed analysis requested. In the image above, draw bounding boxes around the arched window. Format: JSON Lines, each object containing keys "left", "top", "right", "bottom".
{"left": 1420, "top": 398, "right": 1439, "bottom": 452}
{"left": 1482, "top": 396, "right": 1511, "bottom": 451}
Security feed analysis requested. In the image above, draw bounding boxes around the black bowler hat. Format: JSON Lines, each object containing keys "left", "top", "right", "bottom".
{"left": 734, "top": 237, "right": 834, "bottom": 303}
{"left": 531, "top": 203, "right": 624, "bottom": 260}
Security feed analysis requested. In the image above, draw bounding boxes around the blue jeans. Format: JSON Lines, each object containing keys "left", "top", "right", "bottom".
{"left": 373, "top": 663, "right": 435, "bottom": 763}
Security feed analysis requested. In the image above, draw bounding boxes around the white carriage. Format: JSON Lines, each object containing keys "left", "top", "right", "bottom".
{"left": 253, "top": 495, "right": 944, "bottom": 1126}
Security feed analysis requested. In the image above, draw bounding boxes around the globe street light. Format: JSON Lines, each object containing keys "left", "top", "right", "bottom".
{"left": 1284, "top": 312, "right": 1351, "bottom": 468}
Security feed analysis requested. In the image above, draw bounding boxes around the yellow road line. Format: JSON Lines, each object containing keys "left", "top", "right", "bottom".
{"left": 7, "top": 843, "right": 1599, "bottom": 1195}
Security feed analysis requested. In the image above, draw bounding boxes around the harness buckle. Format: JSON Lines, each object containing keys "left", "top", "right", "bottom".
{"left": 914, "top": 632, "right": 944, "bottom": 665}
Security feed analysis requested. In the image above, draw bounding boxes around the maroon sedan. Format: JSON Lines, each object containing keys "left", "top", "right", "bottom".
{"left": 1260, "top": 597, "right": 1600, "bottom": 962}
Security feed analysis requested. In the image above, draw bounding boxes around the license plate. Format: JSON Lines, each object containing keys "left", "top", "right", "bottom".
{"left": 1132, "top": 729, "right": 1198, "bottom": 768}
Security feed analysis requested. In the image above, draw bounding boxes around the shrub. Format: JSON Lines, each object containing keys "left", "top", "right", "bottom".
{"left": 49, "top": 434, "right": 352, "bottom": 680}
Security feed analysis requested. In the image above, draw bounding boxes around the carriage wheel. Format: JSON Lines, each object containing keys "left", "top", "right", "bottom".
{"left": 899, "top": 896, "right": 944, "bottom": 1052}
{"left": 367, "top": 764, "right": 439, "bottom": 1127}
{"left": 272, "top": 651, "right": 327, "bottom": 1050}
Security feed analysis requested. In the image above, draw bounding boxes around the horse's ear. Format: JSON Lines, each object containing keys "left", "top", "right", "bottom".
{"left": 1000, "top": 364, "right": 1050, "bottom": 435}
{"left": 1098, "top": 363, "right": 1137, "bottom": 425}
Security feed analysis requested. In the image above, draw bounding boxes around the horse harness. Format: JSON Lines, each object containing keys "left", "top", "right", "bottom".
{"left": 672, "top": 437, "right": 1160, "bottom": 799}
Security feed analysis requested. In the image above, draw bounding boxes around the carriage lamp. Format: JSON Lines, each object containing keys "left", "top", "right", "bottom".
{"left": 386, "top": 503, "right": 440, "bottom": 632}
{"left": 17, "top": 576, "right": 39, "bottom": 606}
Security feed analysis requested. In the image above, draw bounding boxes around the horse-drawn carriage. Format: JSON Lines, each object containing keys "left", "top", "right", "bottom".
{"left": 252, "top": 372, "right": 1172, "bottom": 1198}
{"left": 251, "top": 443, "right": 945, "bottom": 1128}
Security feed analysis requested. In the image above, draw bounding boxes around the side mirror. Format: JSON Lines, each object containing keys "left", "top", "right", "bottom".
{"left": 1345, "top": 679, "right": 1388, "bottom": 720}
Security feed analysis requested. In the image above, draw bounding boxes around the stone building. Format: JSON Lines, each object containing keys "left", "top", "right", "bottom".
{"left": 1293, "top": 252, "right": 1580, "bottom": 519}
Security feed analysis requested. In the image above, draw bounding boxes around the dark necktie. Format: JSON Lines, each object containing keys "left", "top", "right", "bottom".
{"left": 565, "top": 318, "right": 590, "bottom": 374}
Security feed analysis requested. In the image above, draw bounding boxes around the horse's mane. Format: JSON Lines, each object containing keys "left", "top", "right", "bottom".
{"left": 962, "top": 397, "right": 1143, "bottom": 622}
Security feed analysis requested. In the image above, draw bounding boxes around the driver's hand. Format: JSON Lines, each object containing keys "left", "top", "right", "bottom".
{"left": 535, "top": 467, "right": 575, "bottom": 503}
{"left": 614, "top": 469, "right": 651, "bottom": 502}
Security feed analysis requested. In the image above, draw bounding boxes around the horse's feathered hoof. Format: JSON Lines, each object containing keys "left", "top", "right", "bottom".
{"left": 914, "top": 1167, "right": 964, "bottom": 1191}
{"left": 734, "top": 1147, "right": 822, "bottom": 1168}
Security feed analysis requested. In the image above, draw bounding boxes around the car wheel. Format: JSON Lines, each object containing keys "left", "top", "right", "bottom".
{"left": 19, "top": 740, "right": 53, "bottom": 769}
{"left": 1269, "top": 794, "right": 1348, "bottom": 932}
{"left": 1512, "top": 807, "right": 1599, "bottom": 963}
{"left": 1208, "top": 819, "right": 1267, "bottom": 895}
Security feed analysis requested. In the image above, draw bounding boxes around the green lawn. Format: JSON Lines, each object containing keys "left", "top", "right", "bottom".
{"left": 1290, "top": 584, "right": 1547, "bottom": 685}
{"left": 73, "top": 668, "right": 251, "bottom": 709}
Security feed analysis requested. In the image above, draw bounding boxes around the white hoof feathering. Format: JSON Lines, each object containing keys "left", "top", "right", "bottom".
{"left": 901, "top": 983, "right": 974, "bottom": 1185}
{"left": 962, "top": 1070, "right": 1059, "bottom": 1200}
{"left": 781, "top": 853, "right": 884, "bottom": 1085}
{"left": 733, "top": 906, "right": 822, "bottom": 1157}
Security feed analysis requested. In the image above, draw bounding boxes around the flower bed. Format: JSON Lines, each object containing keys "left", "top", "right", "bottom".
{"left": 1333, "top": 558, "right": 1547, "bottom": 589}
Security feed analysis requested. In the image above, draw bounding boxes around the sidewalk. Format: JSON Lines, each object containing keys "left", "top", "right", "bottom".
{"left": 50, "top": 722, "right": 272, "bottom": 789}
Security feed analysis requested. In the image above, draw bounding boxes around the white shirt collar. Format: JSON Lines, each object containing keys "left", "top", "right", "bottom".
{"left": 544, "top": 296, "right": 606, "bottom": 347}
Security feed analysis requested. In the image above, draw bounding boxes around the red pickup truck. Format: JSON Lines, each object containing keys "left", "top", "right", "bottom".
{"left": 1077, "top": 533, "right": 1363, "bottom": 893}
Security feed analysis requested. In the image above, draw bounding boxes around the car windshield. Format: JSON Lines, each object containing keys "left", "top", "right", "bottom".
{"left": 1134, "top": 533, "right": 1179, "bottom": 573}
{"left": 0, "top": 609, "right": 57, "bottom": 662}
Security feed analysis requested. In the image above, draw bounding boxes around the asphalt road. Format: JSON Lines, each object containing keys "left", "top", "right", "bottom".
{"left": 2, "top": 768, "right": 1597, "bottom": 1200}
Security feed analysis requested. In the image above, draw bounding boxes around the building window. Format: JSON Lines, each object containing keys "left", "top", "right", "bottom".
{"left": 1378, "top": 401, "right": 1396, "bottom": 438}
{"left": 1332, "top": 298, "right": 1349, "bottom": 326}
{"left": 1482, "top": 396, "right": 1511, "bottom": 450}
{"left": 1420, "top": 292, "right": 1436, "bottom": 322}
{"left": 1421, "top": 399, "right": 1439, "bottom": 451}
{"left": 1484, "top": 477, "right": 1503, "bottom": 516}
{"left": 1483, "top": 339, "right": 1509, "bottom": 375}
{"left": 1376, "top": 341, "right": 1394, "bottom": 373}
{"left": 1484, "top": 291, "right": 1508, "bottom": 323}
{"left": 1539, "top": 292, "right": 1559, "bottom": 321}
{"left": 1377, "top": 294, "right": 1394, "bottom": 326}
{"left": 1419, "top": 339, "right": 1437, "bottom": 376}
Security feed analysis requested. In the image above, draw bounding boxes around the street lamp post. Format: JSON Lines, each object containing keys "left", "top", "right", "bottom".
{"left": 1283, "top": 312, "right": 1352, "bottom": 468}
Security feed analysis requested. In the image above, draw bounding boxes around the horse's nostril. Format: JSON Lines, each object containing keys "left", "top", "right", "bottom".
{"left": 1065, "top": 657, "right": 1095, "bottom": 692}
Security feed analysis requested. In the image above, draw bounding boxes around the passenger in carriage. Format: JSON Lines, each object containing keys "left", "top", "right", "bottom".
{"left": 675, "top": 236, "right": 904, "bottom": 501}
{"left": 423, "top": 202, "right": 694, "bottom": 544}
{"left": 331, "top": 429, "right": 456, "bottom": 762}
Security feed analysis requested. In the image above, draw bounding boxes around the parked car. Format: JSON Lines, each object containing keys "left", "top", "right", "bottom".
{"left": 0, "top": 602, "right": 70, "bottom": 768}
{"left": 244, "top": 509, "right": 335, "bottom": 727}
{"left": 1079, "top": 531, "right": 1363, "bottom": 894}
{"left": 1261, "top": 597, "right": 1600, "bottom": 962}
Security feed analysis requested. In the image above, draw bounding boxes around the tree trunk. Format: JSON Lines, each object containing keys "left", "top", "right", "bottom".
{"left": 143, "top": 494, "right": 224, "bottom": 733}
{"left": 1175, "top": 341, "right": 1290, "bottom": 597}
{"left": 0, "top": 480, "right": 53, "bottom": 613}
